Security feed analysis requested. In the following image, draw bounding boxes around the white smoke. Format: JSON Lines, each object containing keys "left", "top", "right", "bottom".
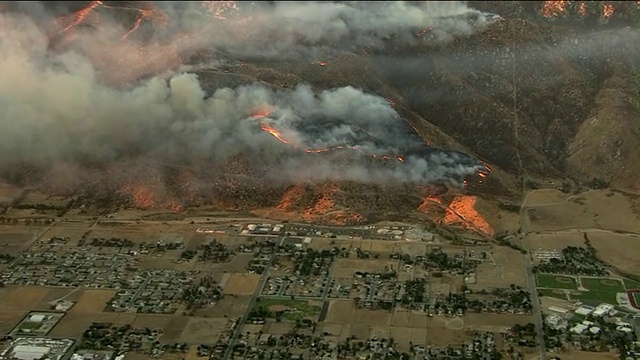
{"left": 0, "top": 3, "right": 488, "bottom": 198}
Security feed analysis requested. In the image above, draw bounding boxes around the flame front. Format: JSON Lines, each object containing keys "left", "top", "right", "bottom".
{"left": 442, "top": 195, "right": 494, "bottom": 236}
{"left": 541, "top": 1, "right": 568, "bottom": 18}
{"left": 602, "top": 4, "right": 615, "bottom": 19}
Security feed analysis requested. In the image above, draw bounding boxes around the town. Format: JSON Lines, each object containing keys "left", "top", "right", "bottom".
{"left": 0, "top": 215, "right": 638, "bottom": 360}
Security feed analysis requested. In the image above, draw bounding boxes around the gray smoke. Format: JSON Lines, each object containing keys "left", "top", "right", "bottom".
{"left": 0, "top": 3, "right": 489, "bottom": 199}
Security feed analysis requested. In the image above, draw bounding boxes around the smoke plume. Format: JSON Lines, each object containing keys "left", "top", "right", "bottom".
{"left": 0, "top": 2, "right": 493, "bottom": 206}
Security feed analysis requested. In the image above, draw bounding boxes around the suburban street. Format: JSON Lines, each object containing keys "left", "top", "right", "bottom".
{"left": 222, "top": 236, "right": 281, "bottom": 360}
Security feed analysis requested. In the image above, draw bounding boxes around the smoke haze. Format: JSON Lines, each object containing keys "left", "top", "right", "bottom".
{"left": 0, "top": 1, "right": 494, "bottom": 205}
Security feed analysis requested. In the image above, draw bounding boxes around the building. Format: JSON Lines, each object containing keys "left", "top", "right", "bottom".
{"left": 11, "top": 345, "right": 50, "bottom": 360}
{"left": 545, "top": 314, "right": 569, "bottom": 331}
{"left": 28, "top": 314, "right": 45, "bottom": 323}
{"left": 593, "top": 303, "right": 614, "bottom": 317}
{"left": 575, "top": 304, "right": 594, "bottom": 316}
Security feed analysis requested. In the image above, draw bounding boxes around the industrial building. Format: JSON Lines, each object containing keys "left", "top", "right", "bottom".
{"left": 11, "top": 345, "right": 50, "bottom": 360}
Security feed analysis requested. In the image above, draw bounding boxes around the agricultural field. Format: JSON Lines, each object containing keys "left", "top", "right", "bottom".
{"left": 536, "top": 274, "right": 578, "bottom": 290}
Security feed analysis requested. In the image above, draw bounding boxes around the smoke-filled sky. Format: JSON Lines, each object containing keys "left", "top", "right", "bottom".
{"left": 0, "top": 1, "right": 495, "bottom": 196}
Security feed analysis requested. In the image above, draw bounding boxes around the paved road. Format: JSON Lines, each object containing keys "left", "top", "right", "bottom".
{"left": 222, "top": 237, "right": 280, "bottom": 360}
{"left": 520, "top": 191, "right": 547, "bottom": 360}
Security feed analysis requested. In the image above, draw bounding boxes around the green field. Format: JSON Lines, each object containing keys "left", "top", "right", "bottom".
{"left": 633, "top": 292, "right": 640, "bottom": 306}
{"left": 623, "top": 278, "right": 640, "bottom": 290}
{"left": 18, "top": 322, "right": 41, "bottom": 330}
{"left": 251, "top": 298, "right": 321, "bottom": 321}
{"left": 581, "top": 277, "right": 625, "bottom": 293}
{"left": 571, "top": 290, "right": 618, "bottom": 305}
{"left": 536, "top": 274, "right": 578, "bottom": 290}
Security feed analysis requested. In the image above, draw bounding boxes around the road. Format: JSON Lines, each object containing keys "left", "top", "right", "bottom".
{"left": 222, "top": 236, "right": 280, "bottom": 360}
{"left": 519, "top": 190, "right": 547, "bottom": 360}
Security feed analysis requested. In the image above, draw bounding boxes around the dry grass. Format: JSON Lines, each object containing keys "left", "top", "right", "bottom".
{"left": 464, "top": 314, "right": 534, "bottom": 332}
{"left": 70, "top": 290, "right": 116, "bottom": 313}
{"left": 195, "top": 295, "right": 251, "bottom": 318}
{"left": 49, "top": 312, "right": 130, "bottom": 338}
{"left": 587, "top": 232, "right": 640, "bottom": 276}
{"left": 0, "top": 286, "right": 51, "bottom": 310}
{"left": 223, "top": 274, "right": 261, "bottom": 295}
{"left": 524, "top": 189, "right": 568, "bottom": 206}
{"left": 0, "top": 309, "right": 28, "bottom": 335}
{"left": 179, "top": 317, "right": 228, "bottom": 344}
{"left": 523, "top": 233, "right": 586, "bottom": 251}
{"left": 132, "top": 314, "right": 172, "bottom": 329}
{"left": 544, "top": 350, "right": 620, "bottom": 360}
{"left": 324, "top": 300, "right": 391, "bottom": 326}
{"left": 331, "top": 258, "right": 400, "bottom": 278}
{"left": 161, "top": 316, "right": 191, "bottom": 342}
{"left": 524, "top": 190, "right": 640, "bottom": 233}
{"left": 425, "top": 317, "right": 473, "bottom": 346}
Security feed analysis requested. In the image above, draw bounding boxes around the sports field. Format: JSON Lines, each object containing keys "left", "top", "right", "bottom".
{"left": 536, "top": 274, "right": 577, "bottom": 290}
{"left": 580, "top": 277, "right": 625, "bottom": 293}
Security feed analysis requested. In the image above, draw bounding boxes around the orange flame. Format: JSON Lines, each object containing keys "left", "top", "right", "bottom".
{"left": 261, "top": 124, "right": 292, "bottom": 145}
{"left": 442, "top": 195, "right": 494, "bottom": 236}
{"left": 602, "top": 4, "right": 614, "bottom": 19}
{"left": 541, "top": 1, "right": 568, "bottom": 18}
{"left": 121, "top": 183, "right": 156, "bottom": 209}
{"left": 55, "top": 0, "right": 103, "bottom": 35}
{"left": 578, "top": 2, "right": 587, "bottom": 16}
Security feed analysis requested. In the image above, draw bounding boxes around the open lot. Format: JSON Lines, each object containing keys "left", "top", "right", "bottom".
{"left": 470, "top": 246, "right": 527, "bottom": 289}
{"left": 222, "top": 274, "right": 261, "bottom": 295}
{"left": 178, "top": 317, "right": 228, "bottom": 344}
{"left": 194, "top": 295, "right": 251, "bottom": 318}
{"left": 0, "top": 286, "right": 52, "bottom": 311}
{"left": 536, "top": 274, "right": 578, "bottom": 290}
{"left": 324, "top": 300, "right": 391, "bottom": 326}
{"left": 523, "top": 233, "right": 586, "bottom": 252}
{"left": 523, "top": 190, "right": 640, "bottom": 234}
{"left": 523, "top": 189, "right": 568, "bottom": 207}
{"left": 465, "top": 313, "right": 534, "bottom": 332}
{"left": 585, "top": 232, "right": 640, "bottom": 276}
{"left": 49, "top": 312, "right": 134, "bottom": 338}
{"left": 70, "top": 290, "right": 117, "bottom": 313}
{"left": 331, "top": 258, "right": 400, "bottom": 278}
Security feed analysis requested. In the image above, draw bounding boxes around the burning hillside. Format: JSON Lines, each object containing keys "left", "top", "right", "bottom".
{"left": 0, "top": 1, "right": 638, "bottom": 233}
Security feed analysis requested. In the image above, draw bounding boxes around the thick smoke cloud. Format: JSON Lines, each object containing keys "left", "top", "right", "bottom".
{"left": 0, "top": 2, "right": 491, "bottom": 204}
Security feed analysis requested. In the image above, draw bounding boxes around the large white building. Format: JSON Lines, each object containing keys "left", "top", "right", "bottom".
{"left": 11, "top": 345, "right": 50, "bottom": 360}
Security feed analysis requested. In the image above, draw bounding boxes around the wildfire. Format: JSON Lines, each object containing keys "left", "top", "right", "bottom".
{"left": 202, "top": 0, "right": 238, "bottom": 19}
{"left": 121, "top": 183, "right": 156, "bottom": 209}
{"left": 602, "top": 4, "right": 614, "bottom": 19}
{"left": 541, "top": 1, "right": 568, "bottom": 18}
{"left": 442, "top": 195, "right": 494, "bottom": 236}
{"left": 318, "top": 61, "right": 328, "bottom": 66}
{"left": 577, "top": 2, "right": 587, "bottom": 16}
{"left": 55, "top": 0, "right": 103, "bottom": 35}
{"left": 261, "top": 124, "right": 291, "bottom": 145}
{"left": 121, "top": 8, "right": 168, "bottom": 40}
